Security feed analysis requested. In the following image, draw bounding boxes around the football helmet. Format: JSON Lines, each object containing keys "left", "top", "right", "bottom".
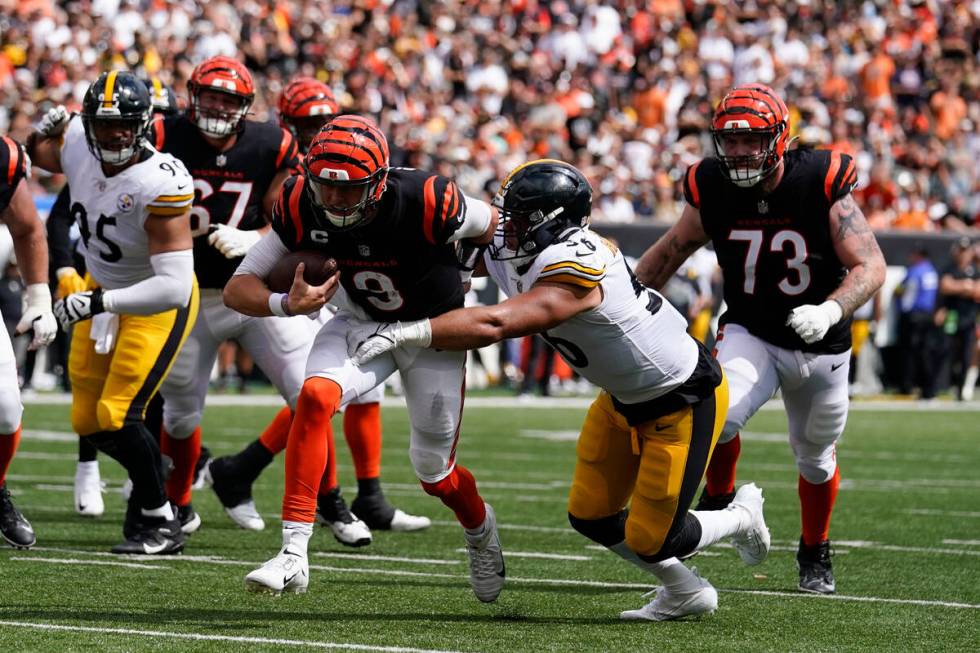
{"left": 279, "top": 77, "right": 340, "bottom": 154}
{"left": 303, "top": 115, "right": 389, "bottom": 230}
{"left": 80, "top": 70, "right": 152, "bottom": 165}
{"left": 187, "top": 56, "right": 254, "bottom": 137}
{"left": 488, "top": 159, "right": 593, "bottom": 262}
{"left": 142, "top": 76, "right": 179, "bottom": 116}
{"left": 710, "top": 84, "right": 789, "bottom": 188}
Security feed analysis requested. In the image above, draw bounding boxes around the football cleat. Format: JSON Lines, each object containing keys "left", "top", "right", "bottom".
{"left": 175, "top": 502, "right": 201, "bottom": 534}
{"left": 464, "top": 502, "right": 505, "bottom": 603}
{"left": 74, "top": 460, "right": 105, "bottom": 517}
{"left": 206, "top": 456, "right": 264, "bottom": 530}
{"left": 693, "top": 488, "right": 736, "bottom": 511}
{"left": 352, "top": 492, "right": 431, "bottom": 532}
{"left": 191, "top": 446, "right": 212, "bottom": 490}
{"left": 797, "top": 538, "right": 835, "bottom": 594}
{"left": 244, "top": 546, "right": 309, "bottom": 595}
{"left": 315, "top": 488, "right": 371, "bottom": 547}
{"left": 0, "top": 483, "right": 36, "bottom": 549}
{"left": 620, "top": 570, "right": 718, "bottom": 621}
{"left": 110, "top": 517, "right": 185, "bottom": 555}
{"left": 728, "top": 482, "right": 770, "bottom": 566}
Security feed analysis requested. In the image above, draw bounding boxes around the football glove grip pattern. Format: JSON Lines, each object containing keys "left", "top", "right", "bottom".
{"left": 54, "top": 289, "right": 105, "bottom": 330}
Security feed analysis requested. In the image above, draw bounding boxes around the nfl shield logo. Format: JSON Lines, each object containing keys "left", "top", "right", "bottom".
{"left": 358, "top": 245, "right": 371, "bottom": 257}
{"left": 757, "top": 200, "right": 769, "bottom": 214}
{"left": 216, "top": 154, "right": 227, "bottom": 167}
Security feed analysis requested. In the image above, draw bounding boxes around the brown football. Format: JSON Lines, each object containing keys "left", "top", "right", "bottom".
{"left": 266, "top": 251, "right": 338, "bottom": 293}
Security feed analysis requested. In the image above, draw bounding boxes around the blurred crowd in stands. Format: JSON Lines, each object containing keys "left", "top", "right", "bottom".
{"left": 0, "top": 0, "right": 978, "bottom": 399}
{"left": 2, "top": 0, "right": 978, "bottom": 229}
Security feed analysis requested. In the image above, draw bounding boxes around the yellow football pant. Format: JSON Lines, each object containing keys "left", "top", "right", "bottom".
{"left": 688, "top": 308, "right": 713, "bottom": 344}
{"left": 568, "top": 376, "right": 728, "bottom": 557}
{"left": 70, "top": 282, "right": 199, "bottom": 436}
{"left": 851, "top": 319, "right": 870, "bottom": 357}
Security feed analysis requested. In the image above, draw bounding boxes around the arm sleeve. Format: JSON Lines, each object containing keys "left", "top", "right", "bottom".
{"left": 46, "top": 185, "right": 75, "bottom": 274}
{"left": 421, "top": 174, "right": 472, "bottom": 245}
{"left": 234, "top": 229, "right": 291, "bottom": 279}
{"left": 681, "top": 161, "right": 703, "bottom": 209}
{"left": 447, "top": 195, "right": 492, "bottom": 243}
{"left": 101, "top": 249, "right": 193, "bottom": 314}
{"left": 0, "top": 136, "right": 30, "bottom": 212}
{"left": 824, "top": 151, "right": 858, "bottom": 204}
{"left": 275, "top": 128, "right": 301, "bottom": 172}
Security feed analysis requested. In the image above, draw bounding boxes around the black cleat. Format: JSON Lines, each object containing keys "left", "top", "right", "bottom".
{"left": 797, "top": 538, "right": 835, "bottom": 594}
{"left": 208, "top": 455, "right": 254, "bottom": 509}
{"left": 353, "top": 492, "right": 431, "bottom": 531}
{"left": 693, "top": 488, "right": 736, "bottom": 511}
{"left": 0, "top": 483, "right": 36, "bottom": 549}
{"left": 175, "top": 502, "right": 201, "bottom": 534}
{"left": 316, "top": 487, "right": 372, "bottom": 547}
{"left": 111, "top": 517, "right": 185, "bottom": 555}
{"left": 191, "top": 446, "right": 212, "bottom": 489}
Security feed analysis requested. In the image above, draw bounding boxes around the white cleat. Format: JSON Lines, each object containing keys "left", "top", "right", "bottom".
{"left": 464, "top": 503, "right": 505, "bottom": 603}
{"left": 244, "top": 546, "right": 309, "bottom": 596}
{"left": 225, "top": 500, "right": 266, "bottom": 531}
{"left": 728, "top": 482, "right": 771, "bottom": 566}
{"left": 620, "top": 571, "right": 718, "bottom": 621}
{"left": 74, "top": 461, "right": 105, "bottom": 517}
{"left": 388, "top": 509, "right": 432, "bottom": 532}
{"left": 316, "top": 513, "right": 372, "bottom": 547}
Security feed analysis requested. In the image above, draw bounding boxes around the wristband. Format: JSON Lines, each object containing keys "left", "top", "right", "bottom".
{"left": 269, "top": 292, "right": 292, "bottom": 317}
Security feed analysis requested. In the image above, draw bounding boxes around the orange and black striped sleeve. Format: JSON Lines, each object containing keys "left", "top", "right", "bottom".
{"left": 421, "top": 174, "right": 466, "bottom": 245}
{"left": 823, "top": 151, "right": 857, "bottom": 204}
{"left": 275, "top": 128, "right": 301, "bottom": 172}
{"left": 271, "top": 174, "right": 305, "bottom": 247}
{"left": 681, "top": 161, "right": 703, "bottom": 209}
{"left": 0, "top": 136, "right": 30, "bottom": 213}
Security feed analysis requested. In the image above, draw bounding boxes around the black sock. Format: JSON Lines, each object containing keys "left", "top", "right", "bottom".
{"left": 87, "top": 424, "right": 167, "bottom": 511}
{"left": 232, "top": 439, "right": 275, "bottom": 480}
{"left": 356, "top": 477, "right": 383, "bottom": 498}
{"left": 78, "top": 437, "right": 99, "bottom": 463}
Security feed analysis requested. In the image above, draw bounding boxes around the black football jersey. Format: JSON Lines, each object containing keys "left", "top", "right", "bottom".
{"left": 153, "top": 116, "right": 299, "bottom": 288}
{"left": 272, "top": 167, "right": 467, "bottom": 321}
{"left": 685, "top": 149, "right": 857, "bottom": 353}
{"left": 0, "top": 136, "right": 30, "bottom": 213}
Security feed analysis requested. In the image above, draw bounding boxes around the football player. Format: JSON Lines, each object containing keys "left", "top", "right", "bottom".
{"left": 634, "top": 85, "right": 886, "bottom": 594}
{"left": 0, "top": 135, "right": 58, "bottom": 549}
{"left": 350, "top": 160, "right": 771, "bottom": 621}
{"left": 28, "top": 70, "right": 198, "bottom": 555}
{"left": 55, "top": 75, "right": 183, "bottom": 520}
{"left": 225, "top": 116, "right": 503, "bottom": 601}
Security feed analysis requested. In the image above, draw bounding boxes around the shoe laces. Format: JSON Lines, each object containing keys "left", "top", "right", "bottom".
{"left": 467, "top": 542, "right": 500, "bottom": 577}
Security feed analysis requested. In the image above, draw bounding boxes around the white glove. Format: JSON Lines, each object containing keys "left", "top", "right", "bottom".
{"left": 349, "top": 319, "right": 432, "bottom": 365}
{"left": 786, "top": 300, "right": 843, "bottom": 345}
{"left": 207, "top": 224, "right": 262, "bottom": 259}
{"left": 15, "top": 284, "right": 58, "bottom": 350}
{"left": 54, "top": 289, "right": 105, "bottom": 330}
{"left": 37, "top": 105, "right": 70, "bottom": 137}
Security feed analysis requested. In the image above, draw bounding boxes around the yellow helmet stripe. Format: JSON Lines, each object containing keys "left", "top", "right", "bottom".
{"left": 103, "top": 70, "right": 119, "bottom": 109}
{"left": 151, "top": 76, "right": 163, "bottom": 101}
{"left": 499, "top": 158, "right": 567, "bottom": 190}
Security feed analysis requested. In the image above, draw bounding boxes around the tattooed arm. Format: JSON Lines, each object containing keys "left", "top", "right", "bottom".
{"left": 827, "top": 194, "right": 886, "bottom": 317}
{"left": 635, "top": 203, "right": 711, "bottom": 290}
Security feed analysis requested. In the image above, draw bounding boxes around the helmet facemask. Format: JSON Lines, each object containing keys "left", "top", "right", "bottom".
{"left": 711, "top": 125, "right": 784, "bottom": 188}
{"left": 488, "top": 200, "right": 569, "bottom": 262}
{"left": 287, "top": 114, "right": 334, "bottom": 155}
{"left": 191, "top": 87, "right": 251, "bottom": 138}
{"left": 303, "top": 162, "right": 386, "bottom": 230}
{"left": 83, "top": 113, "right": 149, "bottom": 165}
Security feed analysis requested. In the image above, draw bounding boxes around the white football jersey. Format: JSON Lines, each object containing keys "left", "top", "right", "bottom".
{"left": 485, "top": 228, "right": 698, "bottom": 404}
{"left": 60, "top": 117, "right": 193, "bottom": 289}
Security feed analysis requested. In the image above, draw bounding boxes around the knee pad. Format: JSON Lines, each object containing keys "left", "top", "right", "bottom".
{"left": 806, "top": 399, "right": 848, "bottom": 447}
{"left": 409, "top": 429, "right": 453, "bottom": 482}
{"left": 0, "top": 398, "right": 22, "bottom": 434}
{"left": 796, "top": 446, "right": 837, "bottom": 484}
{"left": 95, "top": 400, "right": 123, "bottom": 432}
{"left": 636, "top": 513, "right": 702, "bottom": 563}
{"left": 568, "top": 511, "right": 627, "bottom": 547}
{"left": 162, "top": 412, "right": 201, "bottom": 440}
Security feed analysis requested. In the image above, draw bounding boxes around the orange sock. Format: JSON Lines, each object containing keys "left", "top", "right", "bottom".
{"left": 705, "top": 433, "right": 740, "bottom": 496}
{"left": 258, "top": 406, "right": 293, "bottom": 455}
{"left": 420, "top": 465, "right": 486, "bottom": 529}
{"left": 0, "top": 424, "right": 22, "bottom": 485}
{"left": 317, "top": 436, "right": 338, "bottom": 495}
{"left": 799, "top": 467, "right": 840, "bottom": 546}
{"left": 343, "top": 402, "right": 382, "bottom": 480}
{"left": 162, "top": 427, "right": 201, "bottom": 507}
{"left": 282, "top": 377, "right": 341, "bottom": 523}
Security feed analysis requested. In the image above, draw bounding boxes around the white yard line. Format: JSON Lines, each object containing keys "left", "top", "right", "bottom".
{"left": 10, "top": 556, "right": 164, "bottom": 570}
{"left": 313, "top": 552, "right": 459, "bottom": 565}
{"left": 0, "top": 621, "right": 471, "bottom": 653}
{"left": 907, "top": 509, "right": 980, "bottom": 518}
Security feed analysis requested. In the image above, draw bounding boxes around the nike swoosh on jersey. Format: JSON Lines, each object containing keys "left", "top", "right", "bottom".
{"left": 831, "top": 362, "right": 845, "bottom": 372}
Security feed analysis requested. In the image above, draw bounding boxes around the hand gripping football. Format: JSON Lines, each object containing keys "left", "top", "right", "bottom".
{"left": 267, "top": 251, "right": 338, "bottom": 293}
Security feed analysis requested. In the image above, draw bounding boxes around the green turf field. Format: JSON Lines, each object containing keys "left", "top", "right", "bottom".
{"left": 1, "top": 401, "right": 978, "bottom": 652}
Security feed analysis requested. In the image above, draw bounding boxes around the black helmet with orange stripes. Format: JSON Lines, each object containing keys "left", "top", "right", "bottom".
{"left": 488, "top": 159, "right": 593, "bottom": 261}
{"left": 81, "top": 70, "right": 152, "bottom": 165}
{"left": 710, "top": 84, "right": 790, "bottom": 188}
{"left": 302, "top": 115, "right": 389, "bottom": 230}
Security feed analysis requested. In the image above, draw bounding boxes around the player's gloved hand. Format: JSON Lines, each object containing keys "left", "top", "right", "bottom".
{"left": 54, "top": 289, "right": 105, "bottom": 330}
{"left": 207, "top": 224, "right": 262, "bottom": 259}
{"left": 56, "top": 266, "right": 87, "bottom": 298}
{"left": 350, "top": 319, "right": 432, "bottom": 365}
{"left": 786, "top": 300, "right": 843, "bottom": 345}
{"left": 15, "top": 284, "right": 58, "bottom": 350}
{"left": 37, "top": 105, "right": 71, "bottom": 137}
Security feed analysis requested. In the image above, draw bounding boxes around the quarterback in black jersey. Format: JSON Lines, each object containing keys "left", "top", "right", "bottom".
{"left": 150, "top": 56, "right": 306, "bottom": 533}
{"left": 225, "top": 116, "right": 506, "bottom": 602}
{"left": 637, "top": 84, "right": 886, "bottom": 595}
{"left": 0, "top": 135, "right": 57, "bottom": 549}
